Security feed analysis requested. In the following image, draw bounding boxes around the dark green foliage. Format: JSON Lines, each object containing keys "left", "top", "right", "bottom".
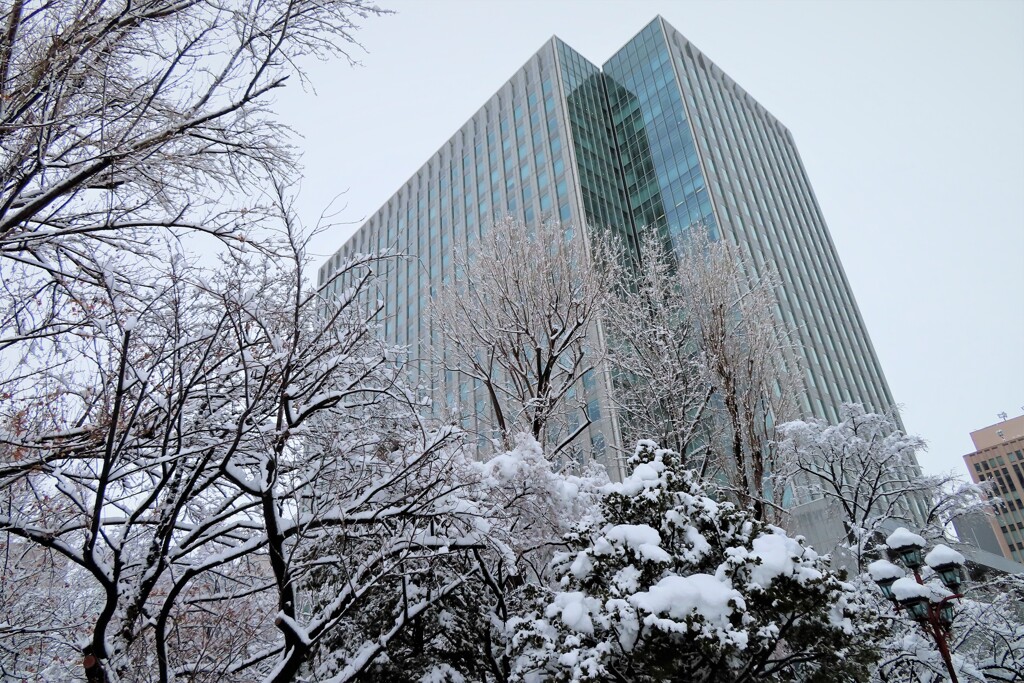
{"left": 512, "top": 442, "right": 885, "bottom": 682}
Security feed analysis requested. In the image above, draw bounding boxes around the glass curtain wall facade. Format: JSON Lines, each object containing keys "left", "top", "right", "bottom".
{"left": 318, "top": 39, "right": 618, "bottom": 463}
{"left": 318, "top": 17, "right": 921, "bottom": 513}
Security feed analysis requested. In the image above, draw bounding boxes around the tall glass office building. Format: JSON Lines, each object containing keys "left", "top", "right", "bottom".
{"left": 319, "top": 17, "right": 909, "bottom": 498}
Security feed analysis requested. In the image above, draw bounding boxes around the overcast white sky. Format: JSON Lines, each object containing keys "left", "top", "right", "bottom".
{"left": 273, "top": 0, "right": 1024, "bottom": 479}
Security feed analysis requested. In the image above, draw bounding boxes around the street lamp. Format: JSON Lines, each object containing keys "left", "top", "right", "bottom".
{"left": 926, "top": 544, "right": 967, "bottom": 593}
{"left": 872, "top": 527, "right": 967, "bottom": 683}
{"left": 938, "top": 603, "right": 956, "bottom": 629}
{"left": 867, "top": 559, "right": 904, "bottom": 602}
{"left": 889, "top": 577, "right": 932, "bottom": 620}
{"left": 885, "top": 527, "right": 927, "bottom": 570}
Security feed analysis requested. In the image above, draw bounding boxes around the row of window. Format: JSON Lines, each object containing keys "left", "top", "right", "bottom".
{"left": 326, "top": 43, "right": 624, "bottom": 448}
{"left": 974, "top": 448, "right": 1024, "bottom": 472}
{"left": 974, "top": 454, "right": 1024, "bottom": 513}
{"left": 321, "top": 52, "right": 569, "bottom": 394}
{"left": 997, "top": 495, "right": 1024, "bottom": 513}
{"left": 558, "top": 41, "right": 633, "bottom": 234}
{"left": 605, "top": 34, "right": 716, "bottom": 245}
{"left": 978, "top": 468, "right": 1018, "bottom": 494}
{"left": 674, "top": 32, "right": 891, "bottom": 422}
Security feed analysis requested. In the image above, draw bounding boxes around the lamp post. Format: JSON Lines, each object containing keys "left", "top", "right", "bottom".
{"left": 869, "top": 528, "right": 967, "bottom": 683}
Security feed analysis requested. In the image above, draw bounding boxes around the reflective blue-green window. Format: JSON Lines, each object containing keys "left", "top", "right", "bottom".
{"left": 603, "top": 18, "right": 717, "bottom": 248}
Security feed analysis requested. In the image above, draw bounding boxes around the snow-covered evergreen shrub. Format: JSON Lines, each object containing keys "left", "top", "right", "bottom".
{"left": 511, "top": 441, "right": 884, "bottom": 682}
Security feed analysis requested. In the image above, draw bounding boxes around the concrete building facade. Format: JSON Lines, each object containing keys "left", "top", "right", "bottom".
{"left": 963, "top": 414, "right": 1024, "bottom": 563}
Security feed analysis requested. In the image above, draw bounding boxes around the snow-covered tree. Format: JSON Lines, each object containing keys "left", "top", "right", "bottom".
{"left": 776, "top": 406, "right": 1022, "bottom": 683}
{"left": 596, "top": 230, "right": 713, "bottom": 465}
{"left": 597, "top": 227, "right": 802, "bottom": 521}
{"left": 0, "top": 538, "right": 103, "bottom": 678}
{"left": 776, "top": 403, "right": 987, "bottom": 573}
{"left": 0, "top": 197, "right": 509, "bottom": 681}
{"left": 432, "top": 217, "right": 616, "bottom": 461}
{"left": 1, "top": 0, "right": 388, "bottom": 358}
{"left": 937, "top": 574, "right": 1024, "bottom": 682}
{"left": 512, "top": 441, "right": 883, "bottom": 682}
{"left": 0, "top": 3, "right": 524, "bottom": 679}
{"left": 335, "top": 433, "right": 607, "bottom": 683}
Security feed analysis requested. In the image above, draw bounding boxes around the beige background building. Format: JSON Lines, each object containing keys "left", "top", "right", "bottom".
{"left": 963, "top": 414, "right": 1024, "bottom": 562}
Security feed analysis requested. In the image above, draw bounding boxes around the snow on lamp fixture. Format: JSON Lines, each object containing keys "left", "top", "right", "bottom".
{"left": 925, "top": 544, "right": 966, "bottom": 593}
{"left": 891, "top": 577, "right": 931, "bottom": 621}
{"left": 867, "top": 559, "right": 904, "bottom": 601}
{"left": 885, "top": 527, "right": 926, "bottom": 570}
